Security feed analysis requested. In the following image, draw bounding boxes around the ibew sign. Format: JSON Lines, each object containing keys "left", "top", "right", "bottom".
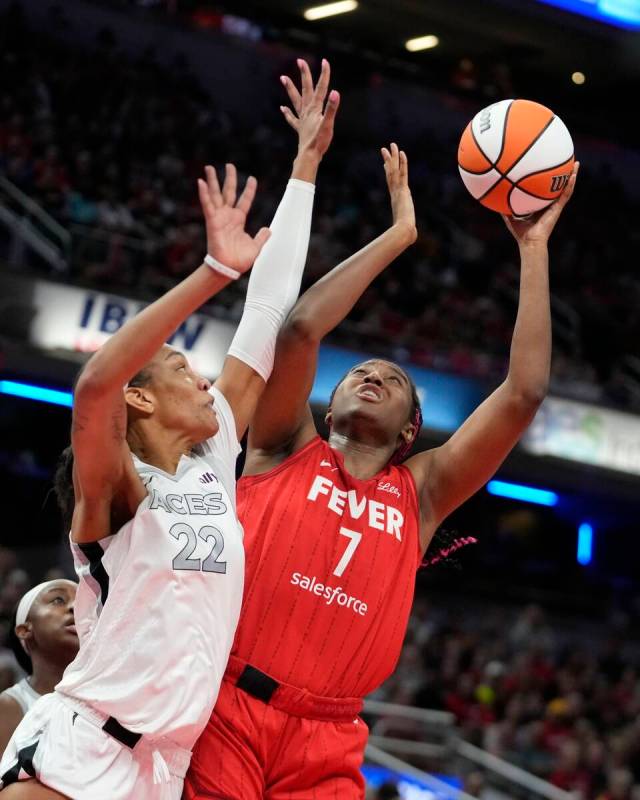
{"left": 78, "top": 293, "right": 206, "bottom": 351}
{"left": 29, "top": 280, "right": 232, "bottom": 377}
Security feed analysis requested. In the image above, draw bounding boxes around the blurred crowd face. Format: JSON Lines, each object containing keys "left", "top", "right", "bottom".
{"left": 16, "top": 580, "right": 78, "bottom": 664}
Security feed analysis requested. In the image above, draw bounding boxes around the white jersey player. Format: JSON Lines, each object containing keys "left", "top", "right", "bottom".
{"left": 0, "top": 58, "right": 339, "bottom": 800}
{"left": 0, "top": 581, "right": 78, "bottom": 755}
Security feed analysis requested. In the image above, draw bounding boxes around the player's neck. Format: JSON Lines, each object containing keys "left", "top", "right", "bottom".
{"left": 328, "top": 432, "right": 394, "bottom": 479}
{"left": 127, "top": 423, "right": 194, "bottom": 475}
{"left": 29, "top": 656, "right": 67, "bottom": 695}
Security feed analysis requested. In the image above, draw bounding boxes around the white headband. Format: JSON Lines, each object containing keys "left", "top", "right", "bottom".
{"left": 16, "top": 580, "right": 76, "bottom": 627}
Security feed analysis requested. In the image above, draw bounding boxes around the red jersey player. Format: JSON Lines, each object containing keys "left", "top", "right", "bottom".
{"left": 184, "top": 84, "right": 579, "bottom": 797}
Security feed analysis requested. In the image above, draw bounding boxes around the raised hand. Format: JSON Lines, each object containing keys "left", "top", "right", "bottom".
{"left": 280, "top": 58, "right": 340, "bottom": 161}
{"left": 503, "top": 161, "right": 579, "bottom": 247}
{"left": 198, "top": 164, "right": 271, "bottom": 275}
{"left": 382, "top": 142, "right": 417, "bottom": 242}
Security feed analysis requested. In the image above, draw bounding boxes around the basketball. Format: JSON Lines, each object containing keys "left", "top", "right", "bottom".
{"left": 458, "top": 99, "right": 575, "bottom": 217}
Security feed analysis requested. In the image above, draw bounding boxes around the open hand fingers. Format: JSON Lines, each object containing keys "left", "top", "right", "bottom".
{"left": 298, "top": 58, "right": 314, "bottom": 101}
{"left": 222, "top": 163, "right": 237, "bottom": 207}
{"left": 500, "top": 213, "right": 517, "bottom": 235}
{"left": 382, "top": 143, "right": 401, "bottom": 182}
{"left": 253, "top": 226, "right": 271, "bottom": 254}
{"left": 556, "top": 160, "right": 579, "bottom": 210}
{"left": 280, "top": 105, "right": 300, "bottom": 130}
{"left": 538, "top": 160, "right": 580, "bottom": 228}
{"left": 280, "top": 74, "right": 302, "bottom": 115}
{"left": 198, "top": 178, "right": 216, "bottom": 221}
{"left": 313, "top": 58, "right": 331, "bottom": 106}
{"left": 236, "top": 175, "right": 258, "bottom": 216}
{"left": 204, "top": 165, "right": 223, "bottom": 209}
{"left": 544, "top": 161, "right": 579, "bottom": 221}
{"left": 319, "top": 89, "right": 340, "bottom": 133}
{"left": 399, "top": 149, "right": 409, "bottom": 183}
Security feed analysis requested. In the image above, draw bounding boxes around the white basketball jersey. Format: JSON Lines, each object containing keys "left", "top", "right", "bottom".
{"left": 1, "top": 678, "right": 40, "bottom": 715}
{"left": 56, "top": 387, "right": 244, "bottom": 750}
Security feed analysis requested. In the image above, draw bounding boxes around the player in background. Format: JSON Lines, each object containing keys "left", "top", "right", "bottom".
{"left": 0, "top": 59, "right": 338, "bottom": 800}
{"left": 185, "top": 135, "right": 579, "bottom": 798}
{"left": 0, "top": 581, "right": 78, "bottom": 754}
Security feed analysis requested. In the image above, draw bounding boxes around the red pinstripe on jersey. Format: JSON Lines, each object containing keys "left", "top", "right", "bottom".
{"left": 232, "top": 436, "right": 421, "bottom": 698}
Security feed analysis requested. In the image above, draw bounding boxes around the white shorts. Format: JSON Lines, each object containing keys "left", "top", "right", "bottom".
{"left": 0, "top": 692, "right": 191, "bottom": 800}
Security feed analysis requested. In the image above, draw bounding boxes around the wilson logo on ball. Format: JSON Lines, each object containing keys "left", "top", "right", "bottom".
{"left": 458, "top": 98, "right": 575, "bottom": 217}
{"left": 479, "top": 108, "right": 492, "bottom": 133}
{"left": 550, "top": 174, "right": 571, "bottom": 192}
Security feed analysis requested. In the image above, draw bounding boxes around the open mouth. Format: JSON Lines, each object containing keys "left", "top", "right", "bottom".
{"left": 356, "top": 385, "right": 383, "bottom": 402}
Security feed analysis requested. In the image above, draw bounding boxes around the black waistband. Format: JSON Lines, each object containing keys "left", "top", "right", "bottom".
{"left": 236, "top": 664, "right": 280, "bottom": 704}
{"left": 102, "top": 716, "right": 142, "bottom": 749}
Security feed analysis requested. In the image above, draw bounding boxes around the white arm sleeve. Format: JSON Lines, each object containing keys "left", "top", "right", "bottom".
{"left": 227, "top": 177, "right": 315, "bottom": 381}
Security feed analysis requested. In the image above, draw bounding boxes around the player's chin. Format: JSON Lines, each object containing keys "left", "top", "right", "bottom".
{"left": 352, "top": 396, "right": 387, "bottom": 417}
{"left": 198, "top": 410, "right": 219, "bottom": 440}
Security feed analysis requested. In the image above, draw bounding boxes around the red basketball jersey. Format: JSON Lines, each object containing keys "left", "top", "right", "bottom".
{"left": 233, "top": 436, "right": 422, "bottom": 698}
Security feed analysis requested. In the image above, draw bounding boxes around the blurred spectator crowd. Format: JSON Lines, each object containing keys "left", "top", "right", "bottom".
{"left": 3, "top": 543, "right": 640, "bottom": 800}
{"left": 376, "top": 594, "right": 640, "bottom": 800}
{"left": 0, "top": 0, "right": 639, "bottom": 413}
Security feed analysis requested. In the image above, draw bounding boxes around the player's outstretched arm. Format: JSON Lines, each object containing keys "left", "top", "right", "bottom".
{"left": 71, "top": 165, "right": 267, "bottom": 542}
{"left": 408, "top": 163, "right": 579, "bottom": 544}
{"left": 244, "top": 144, "right": 417, "bottom": 472}
{"left": 215, "top": 58, "right": 339, "bottom": 439}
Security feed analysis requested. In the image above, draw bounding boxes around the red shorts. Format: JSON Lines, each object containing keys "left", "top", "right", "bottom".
{"left": 183, "top": 659, "right": 368, "bottom": 800}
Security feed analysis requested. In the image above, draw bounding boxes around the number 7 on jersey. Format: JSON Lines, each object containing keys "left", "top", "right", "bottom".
{"left": 333, "top": 527, "right": 362, "bottom": 577}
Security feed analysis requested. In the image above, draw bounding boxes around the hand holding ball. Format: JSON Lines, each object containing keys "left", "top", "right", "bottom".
{"left": 458, "top": 99, "right": 574, "bottom": 217}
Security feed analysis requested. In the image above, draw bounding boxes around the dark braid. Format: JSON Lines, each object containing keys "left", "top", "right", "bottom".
{"left": 389, "top": 400, "right": 423, "bottom": 466}
{"left": 54, "top": 365, "right": 154, "bottom": 532}
{"left": 53, "top": 445, "right": 75, "bottom": 534}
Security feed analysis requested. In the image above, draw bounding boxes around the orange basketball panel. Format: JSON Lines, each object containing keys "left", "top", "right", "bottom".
{"left": 458, "top": 123, "right": 492, "bottom": 173}
{"left": 479, "top": 178, "right": 513, "bottom": 214}
{"left": 496, "top": 100, "right": 555, "bottom": 175}
{"left": 516, "top": 156, "right": 575, "bottom": 200}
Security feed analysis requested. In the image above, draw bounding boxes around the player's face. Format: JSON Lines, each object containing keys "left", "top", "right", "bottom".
{"left": 26, "top": 581, "right": 78, "bottom": 660}
{"left": 145, "top": 346, "right": 219, "bottom": 442}
{"left": 330, "top": 360, "right": 414, "bottom": 440}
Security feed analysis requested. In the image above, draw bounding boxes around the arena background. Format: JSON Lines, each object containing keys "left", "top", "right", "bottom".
{"left": 0, "top": 0, "right": 639, "bottom": 797}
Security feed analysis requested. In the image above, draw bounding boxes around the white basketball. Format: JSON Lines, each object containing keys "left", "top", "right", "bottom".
{"left": 457, "top": 99, "right": 575, "bottom": 216}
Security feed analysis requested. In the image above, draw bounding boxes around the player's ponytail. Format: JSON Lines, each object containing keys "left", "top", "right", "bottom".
{"left": 53, "top": 445, "right": 75, "bottom": 533}
{"left": 53, "top": 365, "right": 154, "bottom": 532}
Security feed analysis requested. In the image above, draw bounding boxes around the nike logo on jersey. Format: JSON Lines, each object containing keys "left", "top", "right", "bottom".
{"left": 320, "top": 459, "right": 339, "bottom": 472}
{"left": 307, "top": 475, "right": 404, "bottom": 540}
